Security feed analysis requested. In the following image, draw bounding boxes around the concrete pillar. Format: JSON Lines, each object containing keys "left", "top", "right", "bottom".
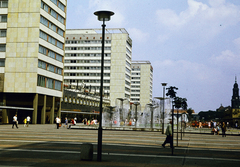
{"left": 41, "top": 95, "right": 46, "bottom": 124}
{"left": 2, "top": 94, "right": 8, "bottom": 124}
{"left": 50, "top": 96, "right": 55, "bottom": 124}
{"left": 32, "top": 94, "right": 38, "bottom": 124}
{"left": 57, "top": 98, "right": 61, "bottom": 119}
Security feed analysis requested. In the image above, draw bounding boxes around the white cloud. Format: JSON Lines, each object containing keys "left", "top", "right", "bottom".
{"left": 233, "top": 37, "right": 240, "bottom": 48}
{"left": 128, "top": 28, "right": 149, "bottom": 43}
{"left": 155, "top": 0, "right": 240, "bottom": 43}
{"left": 209, "top": 0, "right": 226, "bottom": 7}
{"left": 210, "top": 50, "right": 240, "bottom": 72}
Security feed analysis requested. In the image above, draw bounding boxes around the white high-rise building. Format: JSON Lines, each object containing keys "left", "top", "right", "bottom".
{"left": 131, "top": 61, "right": 153, "bottom": 111}
{"left": 64, "top": 28, "right": 132, "bottom": 107}
{"left": 0, "top": 0, "right": 67, "bottom": 124}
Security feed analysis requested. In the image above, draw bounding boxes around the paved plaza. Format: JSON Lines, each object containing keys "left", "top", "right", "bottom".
{"left": 0, "top": 124, "right": 239, "bottom": 167}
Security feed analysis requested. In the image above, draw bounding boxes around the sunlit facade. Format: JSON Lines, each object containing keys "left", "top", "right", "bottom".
{"left": 131, "top": 61, "right": 153, "bottom": 111}
{"left": 64, "top": 28, "right": 132, "bottom": 107}
{"left": 0, "top": 0, "right": 67, "bottom": 124}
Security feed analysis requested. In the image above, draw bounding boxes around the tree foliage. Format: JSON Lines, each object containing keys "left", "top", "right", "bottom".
{"left": 187, "top": 108, "right": 194, "bottom": 122}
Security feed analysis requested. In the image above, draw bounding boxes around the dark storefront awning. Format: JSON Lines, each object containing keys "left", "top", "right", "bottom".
{"left": 61, "top": 110, "right": 99, "bottom": 115}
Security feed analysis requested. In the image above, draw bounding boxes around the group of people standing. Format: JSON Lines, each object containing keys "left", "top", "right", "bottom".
{"left": 55, "top": 116, "right": 77, "bottom": 129}
{"left": 12, "top": 114, "right": 31, "bottom": 129}
{"left": 210, "top": 120, "right": 227, "bottom": 137}
{"left": 82, "top": 118, "right": 98, "bottom": 125}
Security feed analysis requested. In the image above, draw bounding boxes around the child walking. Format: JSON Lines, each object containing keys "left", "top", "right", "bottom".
{"left": 23, "top": 118, "right": 27, "bottom": 127}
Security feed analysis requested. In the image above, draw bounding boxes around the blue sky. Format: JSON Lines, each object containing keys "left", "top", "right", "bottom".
{"left": 66, "top": 0, "right": 240, "bottom": 113}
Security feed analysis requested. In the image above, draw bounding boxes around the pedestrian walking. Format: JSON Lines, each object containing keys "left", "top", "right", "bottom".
{"left": 222, "top": 122, "right": 227, "bottom": 137}
{"left": 162, "top": 120, "right": 173, "bottom": 148}
{"left": 55, "top": 116, "right": 60, "bottom": 129}
{"left": 83, "top": 118, "right": 87, "bottom": 125}
{"left": 199, "top": 121, "right": 202, "bottom": 128}
{"left": 12, "top": 114, "right": 18, "bottom": 129}
{"left": 64, "top": 117, "right": 68, "bottom": 128}
{"left": 27, "top": 116, "right": 31, "bottom": 127}
{"left": 23, "top": 118, "right": 27, "bottom": 127}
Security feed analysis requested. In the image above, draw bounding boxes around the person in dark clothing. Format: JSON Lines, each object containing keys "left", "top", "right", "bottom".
{"left": 221, "top": 122, "right": 227, "bottom": 137}
{"left": 162, "top": 120, "right": 173, "bottom": 148}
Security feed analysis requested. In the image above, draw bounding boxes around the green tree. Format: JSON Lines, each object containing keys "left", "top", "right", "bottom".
{"left": 187, "top": 108, "right": 193, "bottom": 122}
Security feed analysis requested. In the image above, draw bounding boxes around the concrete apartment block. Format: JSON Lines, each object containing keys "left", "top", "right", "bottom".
{"left": 0, "top": 0, "right": 67, "bottom": 124}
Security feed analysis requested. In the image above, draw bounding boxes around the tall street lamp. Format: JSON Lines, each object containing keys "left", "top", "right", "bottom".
{"left": 161, "top": 83, "right": 167, "bottom": 134}
{"left": 94, "top": 10, "right": 114, "bottom": 162}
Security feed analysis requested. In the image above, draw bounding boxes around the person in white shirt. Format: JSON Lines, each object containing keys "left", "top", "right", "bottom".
{"left": 55, "top": 116, "right": 61, "bottom": 129}
{"left": 12, "top": 114, "right": 18, "bottom": 129}
{"left": 27, "top": 116, "right": 31, "bottom": 127}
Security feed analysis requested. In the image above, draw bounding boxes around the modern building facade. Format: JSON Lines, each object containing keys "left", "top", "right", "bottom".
{"left": 64, "top": 29, "right": 132, "bottom": 107}
{"left": 131, "top": 61, "right": 153, "bottom": 112}
{"left": 0, "top": 0, "right": 67, "bottom": 124}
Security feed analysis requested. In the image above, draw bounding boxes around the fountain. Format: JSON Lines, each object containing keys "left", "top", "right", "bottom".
{"left": 102, "top": 98, "right": 172, "bottom": 131}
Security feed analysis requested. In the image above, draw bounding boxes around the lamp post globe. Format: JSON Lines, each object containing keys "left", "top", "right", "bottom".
{"left": 94, "top": 11, "right": 114, "bottom": 21}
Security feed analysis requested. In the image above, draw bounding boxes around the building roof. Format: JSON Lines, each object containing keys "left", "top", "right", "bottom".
{"left": 66, "top": 28, "right": 129, "bottom": 35}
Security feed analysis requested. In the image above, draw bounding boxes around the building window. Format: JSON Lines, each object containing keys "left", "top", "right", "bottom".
{"left": 47, "top": 64, "right": 55, "bottom": 73}
{"left": 0, "top": 29, "right": 6, "bottom": 37}
{"left": 55, "top": 80, "right": 62, "bottom": 91}
{"left": 126, "top": 67, "right": 131, "bottom": 73}
{"left": 58, "top": 15, "right": 64, "bottom": 24}
{"left": 57, "top": 41, "right": 63, "bottom": 49}
{"left": 0, "top": 59, "right": 5, "bottom": 67}
{"left": 47, "top": 78, "right": 54, "bottom": 89}
{"left": 48, "top": 50, "right": 55, "bottom": 59}
{"left": 50, "top": 0, "right": 65, "bottom": 12}
{"left": 41, "top": 1, "right": 65, "bottom": 25}
{"left": 38, "top": 60, "right": 46, "bottom": 69}
{"left": 49, "top": 22, "right": 57, "bottom": 32}
{"left": 0, "top": 15, "right": 7, "bottom": 22}
{"left": 50, "top": 9, "right": 57, "bottom": 19}
{"left": 48, "top": 36, "right": 56, "bottom": 45}
{"left": 126, "top": 48, "right": 131, "bottom": 54}
{"left": 56, "top": 67, "right": 62, "bottom": 75}
{"left": 40, "top": 16, "right": 64, "bottom": 37}
{"left": 58, "top": 2, "right": 65, "bottom": 11}
{"left": 58, "top": 28, "right": 64, "bottom": 36}
{"left": 39, "top": 31, "right": 64, "bottom": 49}
{"left": 38, "top": 60, "right": 62, "bottom": 75}
{"left": 126, "top": 61, "right": 131, "bottom": 68}
{"left": 0, "top": 44, "right": 6, "bottom": 52}
{"left": 39, "top": 31, "right": 47, "bottom": 41}
{"left": 37, "top": 75, "right": 45, "bottom": 87}
{"left": 50, "top": 0, "right": 57, "bottom": 5}
{"left": 0, "top": 1, "right": 8, "bottom": 8}
{"left": 40, "top": 16, "right": 48, "bottom": 27}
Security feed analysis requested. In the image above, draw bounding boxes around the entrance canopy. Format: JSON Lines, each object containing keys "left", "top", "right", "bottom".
{"left": 0, "top": 106, "right": 34, "bottom": 110}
